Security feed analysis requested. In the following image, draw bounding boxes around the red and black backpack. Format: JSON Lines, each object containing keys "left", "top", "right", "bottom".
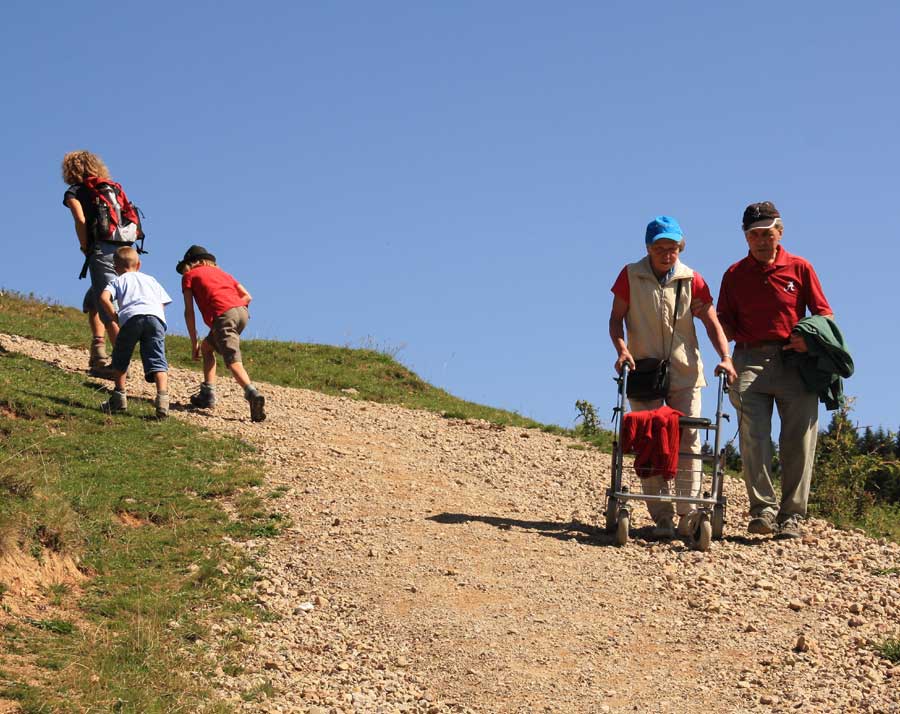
{"left": 82, "top": 176, "right": 146, "bottom": 253}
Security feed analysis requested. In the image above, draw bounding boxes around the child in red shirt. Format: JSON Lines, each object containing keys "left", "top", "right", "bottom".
{"left": 177, "top": 245, "right": 266, "bottom": 422}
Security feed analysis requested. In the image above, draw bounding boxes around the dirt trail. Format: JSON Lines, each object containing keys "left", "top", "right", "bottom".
{"left": 2, "top": 333, "right": 899, "bottom": 714}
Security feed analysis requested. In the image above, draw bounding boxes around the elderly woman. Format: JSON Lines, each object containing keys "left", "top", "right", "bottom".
{"left": 609, "top": 216, "right": 736, "bottom": 538}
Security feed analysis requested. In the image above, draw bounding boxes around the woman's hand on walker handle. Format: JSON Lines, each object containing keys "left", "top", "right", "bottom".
{"left": 714, "top": 356, "right": 737, "bottom": 384}
{"left": 615, "top": 349, "right": 636, "bottom": 374}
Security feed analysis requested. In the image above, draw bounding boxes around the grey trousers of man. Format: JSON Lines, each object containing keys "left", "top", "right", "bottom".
{"left": 629, "top": 387, "right": 702, "bottom": 524}
{"left": 729, "top": 345, "right": 818, "bottom": 522}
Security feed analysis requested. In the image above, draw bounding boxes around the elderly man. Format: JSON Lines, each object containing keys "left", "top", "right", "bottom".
{"left": 717, "top": 202, "right": 833, "bottom": 539}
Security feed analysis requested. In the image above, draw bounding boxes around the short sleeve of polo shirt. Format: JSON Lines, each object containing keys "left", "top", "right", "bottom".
{"left": 689, "top": 271, "right": 714, "bottom": 314}
{"left": 611, "top": 267, "right": 713, "bottom": 309}
{"left": 801, "top": 263, "right": 832, "bottom": 316}
{"left": 611, "top": 267, "right": 630, "bottom": 302}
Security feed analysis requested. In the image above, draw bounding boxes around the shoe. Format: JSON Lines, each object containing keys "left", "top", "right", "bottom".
{"left": 88, "top": 363, "right": 117, "bottom": 380}
{"left": 89, "top": 342, "right": 109, "bottom": 369}
{"left": 247, "top": 391, "right": 266, "bottom": 423}
{"left": 189, "top": 384, "right": 216, "bottom": 409}
{"left": 100, "top": 390, "right": 127, "bottom": 414}
{"left": 747, "top": 511, "right": 777, "bottom": 535}
{"left": 155, "top": 393, "right": 169, "bottom": 419}
{"left": 653, "top": 516, "right": 675, "bottom": 539}
{"left": 776, "top": 514, "right": 803, "bottom": 539}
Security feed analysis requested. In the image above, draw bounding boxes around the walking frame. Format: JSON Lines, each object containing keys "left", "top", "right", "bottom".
{"left": 604, "top": 365, "right": 730, "bottom": 551}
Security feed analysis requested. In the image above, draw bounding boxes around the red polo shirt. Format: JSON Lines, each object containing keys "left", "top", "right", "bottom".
{"left": 717, "top": 247, "right": 831, "bottom": 343}
{"left": 611, "top": 267, "right": 714, "bottom": 312}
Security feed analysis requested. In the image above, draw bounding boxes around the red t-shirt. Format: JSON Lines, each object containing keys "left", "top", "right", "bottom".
{"left": 716, "top": 247, "right": 831, "bottom": 343}
{"left": 182, "top": 265, "right": 246, "bottom": 328}
{"left": 611, "top": 267, "right": 714, "bottom": 314}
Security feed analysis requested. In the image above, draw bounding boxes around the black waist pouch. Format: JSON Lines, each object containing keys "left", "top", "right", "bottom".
{"left": 625, "top": 358, "right": 670, "bottom": 401}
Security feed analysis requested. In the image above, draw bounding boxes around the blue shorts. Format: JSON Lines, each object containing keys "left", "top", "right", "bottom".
{"left": 111, "top": 315, "right": 168, "bottom": 382}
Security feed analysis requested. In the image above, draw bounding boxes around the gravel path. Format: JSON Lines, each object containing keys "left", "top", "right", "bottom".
{"left": 2, "top": 333, "right": 899, "bottom": 714}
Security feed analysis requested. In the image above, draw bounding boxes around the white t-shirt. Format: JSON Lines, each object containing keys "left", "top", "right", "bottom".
{"left": 103, "top": 272, "right": 172, "bottom": 328}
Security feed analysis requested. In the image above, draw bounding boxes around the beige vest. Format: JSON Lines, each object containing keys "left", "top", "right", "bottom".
{"left": 624, "top": 257, "right": 706, "bottom": 390}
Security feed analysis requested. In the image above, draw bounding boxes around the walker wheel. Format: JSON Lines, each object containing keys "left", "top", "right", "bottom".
{"left": 605, "top": 496, "right": 618, "bottom": 534}
{"left": 695, "top": 514, "right": 712, "bottom": 552}
{"left": 615, "top": 510, "right": 630, "bottom": 546}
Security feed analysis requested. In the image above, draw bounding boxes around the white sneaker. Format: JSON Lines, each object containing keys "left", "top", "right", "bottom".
{"left": 653, "top": 516, "right": 675, "bottom": 539}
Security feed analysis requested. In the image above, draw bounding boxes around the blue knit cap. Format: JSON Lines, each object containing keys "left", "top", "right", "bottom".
{"left": 645, "top": 216, "right": 684, "bottom": 244}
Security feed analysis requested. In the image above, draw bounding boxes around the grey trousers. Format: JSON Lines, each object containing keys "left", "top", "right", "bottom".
{"left": 86, "top": 242, "right": 119, "bottom": 326}
{"left": 629, "top": 387, "right": 702, "bottom": 523}
{"left": 729, "top": 345, "right": 818, "bottom": 521}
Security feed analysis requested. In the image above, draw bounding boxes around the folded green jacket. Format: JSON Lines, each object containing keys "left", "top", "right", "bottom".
{"left": 787, "top": 316, "right": 854, "bottom": 410}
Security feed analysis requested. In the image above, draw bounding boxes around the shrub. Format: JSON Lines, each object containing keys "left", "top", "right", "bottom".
{"left": 810, "top": 406, "right": 893, "bottom": 522}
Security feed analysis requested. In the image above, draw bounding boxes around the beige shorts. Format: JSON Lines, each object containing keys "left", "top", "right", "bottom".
{"left": 205, "top": 306, "right": 248, "bottom": 365}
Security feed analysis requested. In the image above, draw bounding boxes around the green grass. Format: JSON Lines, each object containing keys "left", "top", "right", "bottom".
{"left": 875, "top": 638, "right": 900, "bottom": 664}
{"left": 839, "top": 502, "right": 900, "bottom": 543}
{"left": 0, "top": 290, "right": 551, "bottom": 429}
{"left": 0, "top": 349, "right": 282, "bottom": 713}
{"left": 873, "top": 566, "right": 900, "bottom": 576}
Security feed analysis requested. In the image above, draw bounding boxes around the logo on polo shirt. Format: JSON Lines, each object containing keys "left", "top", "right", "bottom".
{"left": 785, "top": 281, "right": 796, "bottom": 293}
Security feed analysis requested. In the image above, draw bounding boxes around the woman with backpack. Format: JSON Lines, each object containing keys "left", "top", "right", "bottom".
{"left": 62, "top": 150, "right": 141, "bottom": 374}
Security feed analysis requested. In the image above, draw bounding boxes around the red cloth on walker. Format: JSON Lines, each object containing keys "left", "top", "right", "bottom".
{"left": 621, "top": 405, "right": 683, "bottom": 480}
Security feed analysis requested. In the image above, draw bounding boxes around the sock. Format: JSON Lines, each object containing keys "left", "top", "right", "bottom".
{"left": 202, "top": 382, "right": 215, "bottom": 392}
{"left": 244, "top": 384, "right": 259, "bottom": 398}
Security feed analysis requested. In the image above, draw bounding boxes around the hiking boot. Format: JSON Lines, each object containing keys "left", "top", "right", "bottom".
{"left": 776, "top": 514, "right": 803, "bottom": 540}
{"left": 100, "top": 390, "right": 127, "bottom": 414}
{"left": 189, "top": 383, "right": 216, "bottom": 409}
{"left": 155, "top": 393, "right": 169, "bottom": 420}
{"left": 247, "top": 389, "right": 266, "bottom": 423}
{"left": 89, "top": 363, "right": 118, "bottom": 380}
{"left": 652, "top": 516, "right": 675, "bottom": 540}
{"left": 747, "top": 511, "right": 777, "bottom": 535}
{"left": 89, "top": 341, "right": 109, "bottom": 369}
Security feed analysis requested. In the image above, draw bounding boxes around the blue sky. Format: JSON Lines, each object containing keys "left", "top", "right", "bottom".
{"left": 2, "top": 1, "right": 897, "bottom": 434}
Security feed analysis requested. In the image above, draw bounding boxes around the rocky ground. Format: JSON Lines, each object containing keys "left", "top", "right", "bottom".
{"left": 2, "top": 332, "right": 899, "bottom": 714}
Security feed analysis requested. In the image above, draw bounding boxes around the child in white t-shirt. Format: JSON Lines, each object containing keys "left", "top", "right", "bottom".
{"left": 97, "top": 246, "right": 172, "bottom": 418}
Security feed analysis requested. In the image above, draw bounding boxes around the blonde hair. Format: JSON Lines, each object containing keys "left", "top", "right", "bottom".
{"left": 113, "top": 246, "right": 139, "bottom": 270}
{"left": 61, "top": 150, "right": 111, "bottom": 185}
{"left": 184, "top": 258, "right": 217, "bottom": 272}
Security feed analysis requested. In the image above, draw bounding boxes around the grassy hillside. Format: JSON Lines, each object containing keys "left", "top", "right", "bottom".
{"left": 0, "top": 290, "right": 563, "bottom": 432}
{"left": 0, "top": 291, "right": 603, "bottom": 711}
{"left": 0, "top": 350, "right": 281, "bottom": 712}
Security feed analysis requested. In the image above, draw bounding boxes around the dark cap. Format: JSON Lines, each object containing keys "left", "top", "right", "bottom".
{"left": 742, "top": 201, "right": 782, "bottom": 232}
{"left": 176, "top": 245, "right": 217, "bottom": 274}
